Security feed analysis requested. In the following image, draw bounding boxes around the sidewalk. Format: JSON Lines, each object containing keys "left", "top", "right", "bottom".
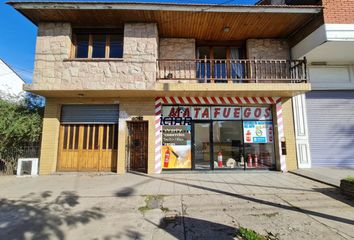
{"left": 290, "top": 168, "right": 354, "bottom": 187}
{"left": 0, "top": 172, "right": 353, "bottom": 240}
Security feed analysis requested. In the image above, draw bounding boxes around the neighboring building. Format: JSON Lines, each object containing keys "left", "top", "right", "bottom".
{"left": 291, "top": 0, "right": 354, "bottom": 168}
{"left": 9, "top": 1, "right": 322, "bottom": 175}
{"left": 0, "top": 59, "right": 25, "bottom": 100}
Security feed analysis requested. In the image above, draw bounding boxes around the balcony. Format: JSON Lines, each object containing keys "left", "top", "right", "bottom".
{"left": 156, "top": 58, "right": 307, "bottom": 83}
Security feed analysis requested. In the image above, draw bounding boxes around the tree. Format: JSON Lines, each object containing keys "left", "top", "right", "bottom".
{"left": 0, "top": 94, "right": 44, "bottom": 174}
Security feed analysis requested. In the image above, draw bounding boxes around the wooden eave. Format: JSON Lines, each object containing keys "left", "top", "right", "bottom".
{"left": 8, "top": 2, "right": 323, "bottom": 40}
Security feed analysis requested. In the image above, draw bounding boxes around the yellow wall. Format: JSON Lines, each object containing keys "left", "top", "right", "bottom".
{"left": 268, "top": 97, "right": 297, "bottom": 171}
{"left": 281, "top": 98, "right": 298, "bottom": 171}
{"left": 38, "top": 96, "right": 298, "bottom": 175}
{"left": 39, "top": 99, "right": 61, "bottom": 175}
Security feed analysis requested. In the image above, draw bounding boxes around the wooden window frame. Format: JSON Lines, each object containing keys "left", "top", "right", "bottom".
{"left": 71, "top": 29, "right": 123, "bottom": 59}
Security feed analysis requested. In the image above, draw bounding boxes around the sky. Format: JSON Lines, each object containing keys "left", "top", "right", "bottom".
{"left": 0, "top": 0, "right": 258, "bottom": 83}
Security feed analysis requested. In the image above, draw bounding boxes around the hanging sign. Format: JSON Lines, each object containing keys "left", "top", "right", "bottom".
{"left": 243, "top": 121, "right": 274, "bottom": 143}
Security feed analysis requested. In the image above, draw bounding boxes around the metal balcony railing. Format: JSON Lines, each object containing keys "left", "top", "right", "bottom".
{"left": 156, "top": 58, "right": 307, "bottom": 83}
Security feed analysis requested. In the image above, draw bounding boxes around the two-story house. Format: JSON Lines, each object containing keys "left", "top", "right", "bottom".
{"left": 9, "top": 0, "right": 322, "bottom": 175}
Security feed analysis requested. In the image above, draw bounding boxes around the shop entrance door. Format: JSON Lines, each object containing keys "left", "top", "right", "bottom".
{"left": 192, "top": 121, "right": 212, "bottom": 170}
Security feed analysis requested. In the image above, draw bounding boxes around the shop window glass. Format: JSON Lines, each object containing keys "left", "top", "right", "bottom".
{"left": 213, "top": 121, "right": 244, "bottom": 169}
{"left": 244, "top": 143, "right": 275, "bottom": 169}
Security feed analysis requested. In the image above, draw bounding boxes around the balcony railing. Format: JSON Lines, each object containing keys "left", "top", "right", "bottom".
{"left": 156, "top": 58, "right": 307, "bottom": 83}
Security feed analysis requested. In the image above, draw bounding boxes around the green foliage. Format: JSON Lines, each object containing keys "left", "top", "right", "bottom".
{"left": 344, "top": 176, "right": 354, "bottom": 182}
{"left": 0, "top": 95, "right": 44, "bottom": 174}
{"left": 236, "top": 227, "right": 266, "bottom": 240}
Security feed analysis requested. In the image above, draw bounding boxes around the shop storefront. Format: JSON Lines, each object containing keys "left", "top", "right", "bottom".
{"left": 155, "top": 97, "right": 284, "bottom": 172}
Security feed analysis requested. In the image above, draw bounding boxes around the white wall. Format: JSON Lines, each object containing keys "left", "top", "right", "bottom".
{"left": 309, "top": 65, "right": 354, "bottom": 90}
{"left": 0, "top": 59, "right": 25, "bottom": 99}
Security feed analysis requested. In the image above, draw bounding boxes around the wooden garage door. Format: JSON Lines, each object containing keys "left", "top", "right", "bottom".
{"left": 58, "top": 124, "right": 118, "bottom": 172}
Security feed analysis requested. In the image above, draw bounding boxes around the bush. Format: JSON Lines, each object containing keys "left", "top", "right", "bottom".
{"left": 345, "top": 176, "right": 354, "bottom": 183}
{"left": 0, "top": 94, "right": 43, "bottom": 174}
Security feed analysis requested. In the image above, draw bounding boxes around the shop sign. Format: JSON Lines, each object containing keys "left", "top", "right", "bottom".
{"left": 162, "top": 125, "right": 192, "bottom": 169}
{"left": 161, "top": 106, "right": 272, "bottom": 124}
{"left": 241, "top": 107, "right": 272, "bottom": 120}
{"left": 192, "top": 106, "right": 210, "bottom": 119}
{"left": 243, "top": 121, "right": 273, "bottom": 143}
{"left": 211, "top": 107, "right": 242, "bottom": 120}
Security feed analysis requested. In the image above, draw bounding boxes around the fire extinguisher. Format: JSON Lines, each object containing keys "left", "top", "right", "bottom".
{"left": 164, "top": 148, "right": 170, "bottom": 168}
{"left": 218, "top": 151, "right": 223, "bottom": 168}
{"left": 247, "top": 153, "right": 253, "bottom": 168}
{"left": 246, "top": 130, "right": 252, "bottom": 142}
{"left": 254, "top": 154, "right": 258, "bottom": 167}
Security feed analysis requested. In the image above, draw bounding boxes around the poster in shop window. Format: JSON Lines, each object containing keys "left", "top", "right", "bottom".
{"left": 243, "top": 121, "right": 273, "bottom": 143}
{"left": 161, "top": 125, "right": 192, "bottom": 169}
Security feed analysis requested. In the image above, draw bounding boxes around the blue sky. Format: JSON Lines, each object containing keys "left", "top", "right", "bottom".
{"left": 0, "top": 0, "right": 257, "bottom": 83}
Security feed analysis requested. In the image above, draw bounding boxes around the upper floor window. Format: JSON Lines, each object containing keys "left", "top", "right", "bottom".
{"left": 72, "top": 29, "right": 124, "bottom": 59}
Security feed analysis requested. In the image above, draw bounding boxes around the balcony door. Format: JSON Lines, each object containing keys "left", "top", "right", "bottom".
{"left": 197, "top": 46, "right": 244, "bottom": 82}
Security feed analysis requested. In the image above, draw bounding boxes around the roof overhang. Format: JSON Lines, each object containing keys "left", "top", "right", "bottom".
{"left": 8, "top": 1, "right": 322, "bottom": 40}
{"left": 292, "top": 24, "right": 354, "bottom": 63}
{"left": 8, "top": 2, "right": 322, "bottom": 13}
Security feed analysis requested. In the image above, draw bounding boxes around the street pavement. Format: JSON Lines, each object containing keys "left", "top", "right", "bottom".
{"left": 0, "top": 172, "right": 353, "bottom": 240}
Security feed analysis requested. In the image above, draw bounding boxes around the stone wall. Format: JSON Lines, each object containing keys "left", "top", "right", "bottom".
{"left": 30, "top": 22, "right": 158, "bottom": 91}
{"left": 158, "top": 38, "right": 196, "bottom": 82}
{"left": 246, "top": 39, "right": 290, "bottom": 59}
{"left": 124, "top": 23, "right": 159, "bottom": 61}
{"left": 159, "top": 38, "right": 195, "bottom": 59}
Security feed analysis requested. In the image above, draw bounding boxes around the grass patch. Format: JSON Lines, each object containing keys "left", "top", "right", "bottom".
{"left": 236, "top": 227, "right": 266, "bottom": 240}
{"left": 138, "top": 195, "right": 165, "bottom": 214}
{"left": 138, "top": 205, "right": 151, "bottom": 213}
{"left": 235, "top": 227, "right": 280, "bottom": 240}
{"left": 344, "top": 176, "right": 354, "bottom": 182}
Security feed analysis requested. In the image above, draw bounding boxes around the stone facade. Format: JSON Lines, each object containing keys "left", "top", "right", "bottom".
{"left": 158, "top": 38, "right": 196, "bottom": 82}
{"left": 159, "top": 38, "right": 195, "bottom": 59}
{"left": 30, "top": 22, "right": 158, "bottom": 91}
{"left": 246, "top": 39, "right": 289, "bottom": 59}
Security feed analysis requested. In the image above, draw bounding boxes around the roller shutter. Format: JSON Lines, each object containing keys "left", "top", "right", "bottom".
{"left": 61, "top": 104, "right": 119, "bottom": 124}
{"left": 306, "top": 91, "right": 354, "bottom": 167}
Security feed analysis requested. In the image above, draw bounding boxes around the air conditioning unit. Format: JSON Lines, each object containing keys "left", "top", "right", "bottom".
{"left": 16, "top": 158, "right": 39, "bottom": 176}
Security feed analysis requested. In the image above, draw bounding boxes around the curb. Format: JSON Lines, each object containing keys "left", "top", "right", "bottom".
{"left": 289, "top": 171, "right": 339, "bottom": 188}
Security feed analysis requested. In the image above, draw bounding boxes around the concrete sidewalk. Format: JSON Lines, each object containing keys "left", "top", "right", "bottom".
{"left": 0, "top": 172, "right": 353, "bottom": 240}
{"left": 291, "top": 168, "right": 354, "bottom": 187}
